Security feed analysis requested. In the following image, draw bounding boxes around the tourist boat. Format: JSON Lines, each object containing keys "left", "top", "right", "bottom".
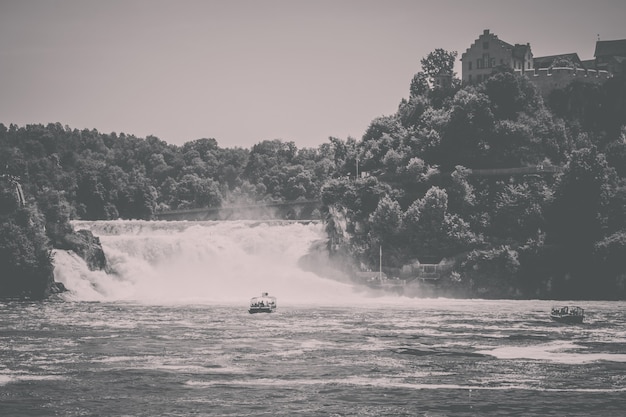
{"left": 248, "top": 292, "right": 277, "bottom": 314}
{"left": 550, "top": 306, "right": 585, "bottom": 324}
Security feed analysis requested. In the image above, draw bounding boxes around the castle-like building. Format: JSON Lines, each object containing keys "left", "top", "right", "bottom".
{"left": 461, "top": 29, "right": 625, "bottom": 95}
{"left": 461, "top": 29, "right": 534, "bottom": 84}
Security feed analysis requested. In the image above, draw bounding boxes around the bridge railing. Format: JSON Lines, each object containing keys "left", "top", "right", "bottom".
{"left": 467, "top": 165, "right": 563, "bottom": 177}
{"left": 155, "top": 199, "right": 322, "bottom": 221}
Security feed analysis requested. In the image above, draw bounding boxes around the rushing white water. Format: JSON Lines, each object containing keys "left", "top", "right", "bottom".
{"left": 54, "top": 220, "right": 367, "bottom": 304}
{"left": 8, "top": 220, "right": 626, "bottom": 415}
{"left": 2, "top": 300, "right": 626, "bottom": 416}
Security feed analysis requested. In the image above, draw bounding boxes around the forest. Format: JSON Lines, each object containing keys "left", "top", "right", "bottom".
{"left": 2, "top": 49, "right": 626, "bottom": 300}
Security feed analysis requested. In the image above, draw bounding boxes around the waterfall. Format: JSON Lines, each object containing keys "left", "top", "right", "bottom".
{"left": 53, "top": 220, "right": 370, "bottom": 305}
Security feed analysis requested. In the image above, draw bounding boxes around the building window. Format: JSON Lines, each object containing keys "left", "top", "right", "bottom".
{"left": 477, "top": 58, "right": 482, "bottom": 69}
{"left": 469, "top": 74, "right": 473, "bottom": 82}
{"left": 468, "top": 62, "right": 472, "bottom": 70}
{"left": 490, "top": 58, "right": 496, "bottom": 67}
{"left": 483, "top": 54, "right": 491, "bottom": 68}
{"left": 483, "top": 41, "right": 489, "bottom": 49}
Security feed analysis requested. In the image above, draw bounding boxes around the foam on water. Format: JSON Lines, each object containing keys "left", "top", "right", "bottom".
{"left": 56, "top": 220, "right": 370, "bottom": 304}
{"left": 0, "top": 373, "right": 65, "bottom": 386}
{"left": 184, "top": 376, "right": 626, "bottom": 393}
{"left": 0, "top": 375, "right": 11, "bottom": 386}
{"left": 477, "top": 341, "right": 626, "bottom": 364}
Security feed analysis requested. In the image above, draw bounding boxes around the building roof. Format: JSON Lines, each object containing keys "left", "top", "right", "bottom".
{"left": 512, "top": 44, "right": 531, "bottom": 60}
{"left": 595, "top": 39, "right": 626, "bottom": 57}
{"left": 534, "top": 53, "right": 583, "bottom": 68}
{"left": 461, "top": 29, "right": 518, "bottom": 60}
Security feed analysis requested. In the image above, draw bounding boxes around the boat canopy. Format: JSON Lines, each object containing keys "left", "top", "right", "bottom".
{"left": 249, "top": 292, "right": 277, "bottom": 307}
{"left": 551, "top": 306, "right": 584, "bottom": 316}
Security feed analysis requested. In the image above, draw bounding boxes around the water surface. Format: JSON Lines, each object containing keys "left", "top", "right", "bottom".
{"left": 2, "top": 221, "right": 625, "bottom": 416}
{"left": 2, "top": 300, "right": 625, "bottom": 416}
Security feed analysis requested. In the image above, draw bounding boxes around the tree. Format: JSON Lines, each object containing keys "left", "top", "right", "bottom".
{"left": 547, "top": 147, "right": 617, "bottom": 295}
{"left": 460, "top": 246, "right": 521, "bottom": 298}
{"left": 489, "top": 120, "right": 535, "bottom": 167}
{"left": 420, "top": 49, "right": 458, "bottom": 86}
{"left": 182, "top": 138, "right": 219, "bottom": 158}
{"left": 361, "top": 115, "right": 406, "bottom": 144}
{"left": 547, "top": 80, "right": 604, "bottom": 134}
{"left": 368, "top": 196, "right": 403, "bottom": 245}
{"left": 403, "top": 186, "right": 477, "bottom": 262}
{"left": 594, "top": 231, "right": 626, "bottom": 298}
{"left": 448, "top": 165, "right": 476, "bottom": 214}
{"left": 367, "top": 195, "right": 404, "bottom": 267}
{"left": 403, "top": 187, "right": 443, "bottom": 259}
{"left": 490, "top": 178, "right": 551, "bottom": 243}
{"left": 481, "top": 70, "right": 542, "bottom": 120}
{"left": 605, "top": 127, "right": 626, "bottom": 177}
{"left": 244, "top": 139, "right": 297, "bottom": 181}
{"left": 601, "top": 76, "right": 626, "bottom": 142}
{"left": 282, "top": 165, "right": 315, "bottom": 201}
{"left": 76, "top": 170, "right": 109, "bottom": 220}
{"left": 0, "top": 199, "right": 54, "bottom": 300}
{"left": 437, "top": 88, "right": 495, "bottom": 169}
{"left": 321, "top": 176, "right": 393, "bottom": 237}
{"left": 215, "top": 147, "right": 249, "bottom": 190}
{"left": 550, "top": 147, "right": 615, "bottom": 244}
{"left": 116, "top": 171, "right": 158, "bottom": 219}
{"left": 398, "top": 94, "right": 429, "bottom": 128}
{"left": 176, "top": 174, "right": 222, "bottom": 209}
{"left": 409, "top": 72, "right": 430, "bottom": 97}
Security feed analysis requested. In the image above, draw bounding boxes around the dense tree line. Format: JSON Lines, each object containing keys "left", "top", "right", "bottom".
{"left": 0, "top": 122, "right": 355, "bottom": 298}
{"left": 321, "top": 52, "right": 626, "bottom": 299}
{"left": 0, "top": 178, "right": 55, "bottom": 299}
{"left": 2, "top": 48, "right": 626, "bottom": 299}
{"left": 0, "top": 125, "right": 355, "bottom": 220}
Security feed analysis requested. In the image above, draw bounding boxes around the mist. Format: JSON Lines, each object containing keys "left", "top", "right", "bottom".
{"left": 54, "top": 220, "right": 380, "bottom": 305}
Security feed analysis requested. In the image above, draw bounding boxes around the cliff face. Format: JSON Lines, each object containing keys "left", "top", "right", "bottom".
{"left": 45, "top": 275, "right": 67, "bottom": 298}
{"left": 43, "top": 229, "right": 107, "bottom": 299}
{"left": 64, "top": 229, "right": 108, "bottom": 272}
{"left": 0, "top": 226, "right": 108, "bottom": 301}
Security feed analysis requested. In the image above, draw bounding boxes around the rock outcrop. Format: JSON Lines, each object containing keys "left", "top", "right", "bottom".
{"left": 66, "top": 229, "right": 108, "bottom": 272}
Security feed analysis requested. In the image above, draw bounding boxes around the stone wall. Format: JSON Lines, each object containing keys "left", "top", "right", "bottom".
{"left": 517, "top": 67, "right": 611, "bottom": 96}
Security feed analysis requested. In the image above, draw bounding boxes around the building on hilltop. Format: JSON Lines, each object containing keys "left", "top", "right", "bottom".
{"left": 528, "top": 51, "right": 610, "bottom": 96}
{"left": 533, "top": 53, "right": 585, "bottom": 70}
{"left": 461, "top": 29, "right": 533, "bottom": 85}
{"left": 520, "top": 66, "right": 611, "bottom": 96}
{"left": 461, "top": 29, "right": 615, "bottom": 96}
{"left": 594, "top": 38, "right": 626, "bottom": 76}
{"left": 433, "top": 71, "right": 453, "bottom": 89}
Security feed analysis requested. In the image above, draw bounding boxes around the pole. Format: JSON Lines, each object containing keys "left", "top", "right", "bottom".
{"left": 379, "top": 245, "right": 382, "bottom": 281}
{"left": 356, "top": 158, "right": 359, "bottom": 179}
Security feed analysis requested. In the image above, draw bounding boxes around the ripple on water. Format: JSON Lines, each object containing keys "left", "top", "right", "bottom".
{"left": 476, "top": 341, "right": 626, "bottom": 364}
{"left": 2, "top": 300, "right": 626, "bottom": 416}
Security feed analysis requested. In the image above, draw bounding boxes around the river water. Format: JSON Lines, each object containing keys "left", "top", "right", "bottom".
{"left": 1, "top": 221, "right": 625, "bottom": 416}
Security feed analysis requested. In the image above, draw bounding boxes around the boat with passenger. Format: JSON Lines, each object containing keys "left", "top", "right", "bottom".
{"left": 248, "top": 292, "right": 277, "bottom": 314}
{"left": 550, "top": 306, "right": 585, "bottom": 324}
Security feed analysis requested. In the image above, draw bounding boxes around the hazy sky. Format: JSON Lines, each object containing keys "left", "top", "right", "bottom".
{"left": 1, "top": 0, "right": 625, "bottom": 149}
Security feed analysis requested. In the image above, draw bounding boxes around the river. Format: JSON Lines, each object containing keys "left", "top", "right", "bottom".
{"left": 1, "top": 220, "right": 625, "bottom": 416}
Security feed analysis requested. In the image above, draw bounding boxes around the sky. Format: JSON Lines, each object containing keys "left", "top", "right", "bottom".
{"left": 1, "top": 0, "right": 625, "bottom": 149}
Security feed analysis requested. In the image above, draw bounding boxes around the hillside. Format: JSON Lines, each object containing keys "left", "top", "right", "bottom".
{"left": 2, "top": 56, "right": 626, "bottom": 300}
